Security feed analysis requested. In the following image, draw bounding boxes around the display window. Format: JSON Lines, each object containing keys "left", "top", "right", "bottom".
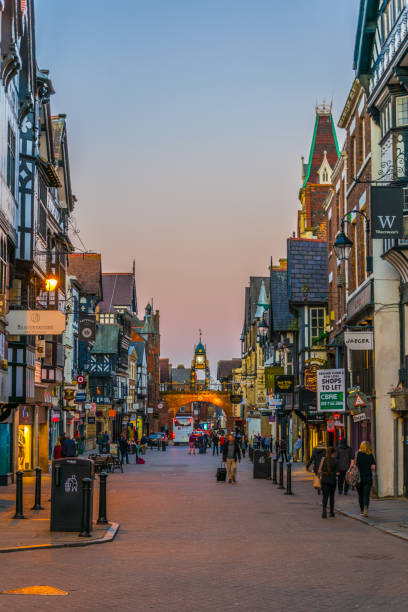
{"left": 18, "top": 424, "right": 32, "bottom": 471}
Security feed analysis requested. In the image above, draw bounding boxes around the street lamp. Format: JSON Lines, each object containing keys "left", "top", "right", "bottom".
{"left": 333, "top": 211, "right": 373, "bottom": 274}
{"left": 45, "top": 271, "right": 58, "bottom": 292}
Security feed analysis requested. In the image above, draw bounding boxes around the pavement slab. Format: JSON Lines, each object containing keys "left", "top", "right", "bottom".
{"left": 0, "top": 448, "right": 407, "bottom": 611}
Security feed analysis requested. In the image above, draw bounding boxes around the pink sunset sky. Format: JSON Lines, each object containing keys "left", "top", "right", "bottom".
{"left": 36, "top": 1, "right": 358, "bottom": 372}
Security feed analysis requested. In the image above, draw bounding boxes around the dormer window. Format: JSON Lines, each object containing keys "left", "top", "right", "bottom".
{"left": 317, "top": 150, "right": 332, "bottom": 184}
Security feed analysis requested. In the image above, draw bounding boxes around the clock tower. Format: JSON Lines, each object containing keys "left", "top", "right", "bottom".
{"left": 191, "top": 330, "right": 210, "bottom": 389}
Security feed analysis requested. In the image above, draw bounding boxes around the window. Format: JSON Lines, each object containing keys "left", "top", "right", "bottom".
{"left": 7, "top": 124, "right": 15, "bottom": 196}
{"left": 310, "top": 307, "right": 325, "bottom": 344}
{"left": 0, "top": 233, "right": 7, "bottom": 295}
{"left": 322, "top": 169, "right": 329, "bottom": 183}
{"left": 396, "top": 96, "right": 408, "bottom": 126}
{"left": 38, "top": 179, "right": 47, "bottom": 239}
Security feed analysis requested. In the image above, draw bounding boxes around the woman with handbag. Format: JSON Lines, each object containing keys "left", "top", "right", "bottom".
{"left": 318, "top": 447, "right": 338, "bottom": 518}
{"left": 306, "top": 443, "right": 326, "bottom": 495}
{"left": 350, "top": 441, "right": 376, "bottom": 518}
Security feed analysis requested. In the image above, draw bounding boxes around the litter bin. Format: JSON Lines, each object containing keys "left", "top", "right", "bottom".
{"left": 50, "top": 457, "right": 94, "bottom": 531}
{"left": 249, "top": 446, "right": 254, "bottom": 462}
{"left": 253, "top": 450, "right": 271, "bottom": 479}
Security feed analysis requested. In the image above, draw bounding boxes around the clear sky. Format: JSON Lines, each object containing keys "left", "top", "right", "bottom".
{"left": 35, "top": 0, "right": 359, "bottom": 371}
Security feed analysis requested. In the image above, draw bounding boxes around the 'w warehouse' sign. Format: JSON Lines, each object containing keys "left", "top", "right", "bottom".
{"left": 317, "top": 369, "right": 345, "bottom": 413}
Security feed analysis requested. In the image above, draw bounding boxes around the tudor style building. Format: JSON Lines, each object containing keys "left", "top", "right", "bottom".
{"left": 354, "top": 0, "right": 408, "bottom": 497}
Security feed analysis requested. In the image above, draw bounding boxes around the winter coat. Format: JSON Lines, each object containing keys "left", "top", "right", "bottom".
{"left": 62, "top": 438, "right": 77, "bottom": 458}
{"left": 336, "top": 443, "right": 353, "bottom": 472}
{"left": 53, "top": 444, "right": 63, "bottom": 460}
{"left": 319, "top": 457, "right": 338, "bottom": 486}
{"left": 307, "top": 446, "right": 326, "bottom": 474}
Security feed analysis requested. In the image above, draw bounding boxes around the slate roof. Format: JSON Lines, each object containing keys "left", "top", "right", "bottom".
{"left": 244, "top": 277, "right": 270, "bottom": 329}
{"left": 217, "top": 359, "right": 241, "bottom": 381}
{"left": 91, "top": 325, "right": 119, "bottom": 354}
{"left": 287, "top": 238, "right": 328, "bottom": 304}
{"left": 99, "top": 273, "right": 137, "bottom": 314}
{"left": 67, "top": 253, "right": 103, "bottom": 298}
{"left": 171, "top": 367, "right": 191, "bottom": 384}
{"left": 270, "top": 270, "right": 296, "bottom": 331}
{"left": 131, "top": 341, "right": 146, "bottom": 365}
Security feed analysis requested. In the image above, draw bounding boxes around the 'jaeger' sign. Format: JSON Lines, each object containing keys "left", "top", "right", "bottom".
{"left": 371, "top": 186, "right": 403, "bottom": 239}
{"left": 317, "top": 369, "right": 345, "bottom": 413}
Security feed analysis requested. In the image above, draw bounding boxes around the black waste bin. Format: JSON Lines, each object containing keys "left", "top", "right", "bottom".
{"left": 253, "top": 450, "right": 271, "bottom": 479}
{"left": 50, "top": 457, "right": 94, "bottom": 531}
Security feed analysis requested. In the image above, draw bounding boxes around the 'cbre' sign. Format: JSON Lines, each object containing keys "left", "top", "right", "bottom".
{"left": 371, "top": 186, "right": 403, "bottom": 239}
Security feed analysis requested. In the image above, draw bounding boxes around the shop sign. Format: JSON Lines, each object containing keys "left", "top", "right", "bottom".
{"left": 64, "top": 388, "right": 76, "bottom": 402}
{"left": 75, "top": 391, "right": 87, "bottom": 403}
{"left": 7, "top": 310, "right": 66, "bottom": 335}
{"left": 304, "top": 366, "right": 318, "bottom": 392}
{"left": 264, "top": 366, "right": 284, "bottom": 389}
{"left": 230, "top": 394, "right": 242, "bottom": 404}
{"left": 108, "top": 409, "right": 116, "bottom": 418}
{"left": 268, "top": 414, "right": 276, "bottom": 423}
{"left": 85, "top": 402, "right": 96, "bottom": 413}
{"left": 274, "top": 375, "right": 294, "bottom": 394}
{"left": 353, "top": 412, "right": 369, "bottom": 423}
{"left": 347, "top": 281, "right": 373, "bottom": 320}
{"left": 77, "top": 375, "right": 86, "bottom": 384}
{"left": 87, "top": 416, "right": 96, "bottom": 424}
{"left": 0, "top": 293, "right": 5, "bottom": 316}
{"left": 19, "top": 406, "right": 33, "bottom": 424}
{"left": 317, "top": 369, "right": 345, "bottom": 412}
{"left": 371, "top": 186, "right": 403, "bottom": 238}
{"left": 268, "top": 398, "right": 283, "bottom": 407}
{"left": 51, "top": 410, "right": 60, "bottom": 423}
{"left": 147, "top": 407, "right": 153, "bottom": 414}
{"left": 79, "top": 313, "right": 96, "bottom": 342}
{"left": 344, "top": 330, "right": 373, "bottom": 351}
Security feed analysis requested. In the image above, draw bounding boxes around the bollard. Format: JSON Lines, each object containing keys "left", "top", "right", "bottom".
{"left": 32, "top": 467, "right": 44, "bottom": 510}
{"left": 272, "top": 458, "right": 278, "bottom": 484}
{"left": 14, "top": 471, "right": 25, "bottom": 519}
{"left": 285, "top": 462, "right": 293, "bottom": 495}
{"left": 162, "top": 440, "right": 166, "bottom": 452}
{"left": 278, "top": 460, "right": 284, "bottom": 489}
{"left": 97, "top": 472, "right": 108, "bottom": 524}
{"left": 79, "top": 477, "right": 92, "bottom": 537}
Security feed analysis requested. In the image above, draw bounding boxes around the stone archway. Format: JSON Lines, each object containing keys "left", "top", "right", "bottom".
{"left": 161, "top": 391, "right": 234, "bottom": 433}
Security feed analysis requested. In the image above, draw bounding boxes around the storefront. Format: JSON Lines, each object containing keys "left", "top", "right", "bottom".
{"left": 49, "top": 409, "right": 61, "bottom": 458}
{"left": 18, "top": 405, "right": 33, "bottom": 472}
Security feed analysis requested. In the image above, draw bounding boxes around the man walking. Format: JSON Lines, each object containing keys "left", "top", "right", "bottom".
{"left": 119, "top": 434, "right": 129, "bottom": 465}
{"left": 222, "top": 433, "right": 241, "bottom": 483}
{"left": 62, "top": 433, "right": 77, "bottom": 457}
{"left": 279, "top": 438, "right": 288, "bottom": 462}
{"left": 212, "top": 432, "right": 219, "bottom": 456}
{"left": 336, "top": 438, "right": 353, "bottom": 495}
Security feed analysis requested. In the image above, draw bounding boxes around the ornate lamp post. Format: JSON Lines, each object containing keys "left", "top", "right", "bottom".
{"left": 333, "top": 211, "right": 373, "bottom": 273}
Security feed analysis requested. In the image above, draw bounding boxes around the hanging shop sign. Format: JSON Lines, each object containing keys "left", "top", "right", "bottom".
{"left": 268, "top": 398, "right": 283, "bottom": 407}
{"left": 87, "top": 416, "right": 96, "bottom": 424}
{"left": 75, "top": 391, "right": 87, "bottom": 403}
{"left": 304, "top": 366, "right": 318, "bottom": 392}
{"left": 85, "top": 403, "right": 96, "bottom": 413}
{"left": 344, "top": 330, "right": 373, "bottom": 351}
{"left": 371, "top": 186, "right": 403, "bottom": 239}
{"left": 230, "top": 394, "right": 242, "bottom": 404}
{"left": 317, "top": 369, "right": 345, "bottom": 413}
{"left": 353, "top": 411, "right": 369, "bottom": 423}
{"left": 7, "top": 310, "right": 66, "bottom": 335}
{"left": 274, "top": 375, "right": 294, "bottom": 394}
{"left": 79, "top": 313, "right": 96, "bottom": 342}
{"left": 264, "top": 366, "right": 284, "bottom": 390}
{"left": 108, "top": 408, "right": 116, "bottom": 418}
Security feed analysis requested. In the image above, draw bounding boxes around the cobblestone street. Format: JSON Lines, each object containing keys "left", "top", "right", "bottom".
{"left": 0, "top": 447, "right": 407, "bottom": 611}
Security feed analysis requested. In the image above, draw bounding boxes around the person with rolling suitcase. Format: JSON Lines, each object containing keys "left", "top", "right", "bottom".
{"left": 216, "top": 462, "right": 227, "bottom": 482}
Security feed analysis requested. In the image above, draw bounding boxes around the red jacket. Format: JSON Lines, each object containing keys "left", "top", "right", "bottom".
{"left": 53, "top": 445, "right": 63, "bottom": 460}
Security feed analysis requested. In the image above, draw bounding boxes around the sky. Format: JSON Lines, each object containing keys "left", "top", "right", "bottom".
{"left": 35, "top": 0, "right": 359, "bottom": 372}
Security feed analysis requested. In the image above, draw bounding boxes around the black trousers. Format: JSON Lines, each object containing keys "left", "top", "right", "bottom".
{"left": 279, "top": 451, "right": 288, "bottom": 462}
{"left": 338, "top": 470, "right": 349, "bottom": 494}
{"left": 213, "top": 444, "right": 219, "bottom": 456}
{"left": 321, "top": 482, "right": 336, "bottom": 512}
{"left": 357, "top": 480, "right": 372, "bottom": 511}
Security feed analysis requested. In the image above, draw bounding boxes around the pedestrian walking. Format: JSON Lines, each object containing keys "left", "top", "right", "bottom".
{"left": 351, "top": 441, "right": 376, "bottom": 518}
{"left": 61, "top": 433, "right": 77, "bottom": 457}
{"left": 279, "top": 438, "right": 288, "bottom": 462}
{"left": 293, "top": 435, "right": 302, "bottom": 462}
{"left": 222, "top": 434, "right": 241, "bottom": 483}
{"left": 140, "top": 434, "right": 148, "bottom": 455}
{"left": 318, "top": 447, "right": 338, "bottom": 518}
{"left": 240, "top": 436, "right": 247, "bottom": 458}
{"left": 306, "top": 443, "right": 326, "bottom": 495}
{"left": 53, "top": 436, "right": 63, "bottom": 460}
{"left": 188, "top": 433, "right": 196, "bottom": 456}
{"left": 212, "top": 433, "right": 219, "bottom": 456}
{"left": 336, "top": 438, "right": 353, "bottom": 495}
{"left": 119, "top": 434, "right": 129, "bottom": 465}
{"left": 219, "top": 434, "right": 225, "bottom": 456}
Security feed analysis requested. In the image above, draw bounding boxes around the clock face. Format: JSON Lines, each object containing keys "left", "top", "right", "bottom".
{"left": 196, "top": 355, "right": 204, "bottom": 365}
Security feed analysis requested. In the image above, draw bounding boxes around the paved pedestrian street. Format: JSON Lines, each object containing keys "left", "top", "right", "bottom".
{"left": 0, "top": 448, "right": 408, "bottom": 612}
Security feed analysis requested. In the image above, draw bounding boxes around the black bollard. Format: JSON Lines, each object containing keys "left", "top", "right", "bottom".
{"left": 285, "top": 462, "right": 293, "bottom": 495}
{"left": 32, "top": 467, "right": 44, "bottom": 510}
{"left": 14, "top": 471, "right": 25, "bottom": 519}
{"left": 272, "top": 458, "right": 278, "bottom": 484}
{"left": 97, "top": 472, "right": 108, "bottom": 525}
{"left": 278, "top": 460, "right": 284, "bottom": 489}
{"left": 162, "top": 440, "right": 166, "bottom": 451}
{"left": 79, "top": 477, "right": 92, "bottom": 537}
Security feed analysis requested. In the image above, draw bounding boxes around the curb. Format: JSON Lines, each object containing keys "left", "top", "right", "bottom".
{"left": 334, "top": 507, "right": 408, "bottom": 543}
{"left": 0, "top": 521, "right": 120, "bottom": 554}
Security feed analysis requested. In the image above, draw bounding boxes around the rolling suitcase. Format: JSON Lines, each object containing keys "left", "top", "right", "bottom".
{"left": 216, "top": 463, "right": 227, "bottom": 482}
